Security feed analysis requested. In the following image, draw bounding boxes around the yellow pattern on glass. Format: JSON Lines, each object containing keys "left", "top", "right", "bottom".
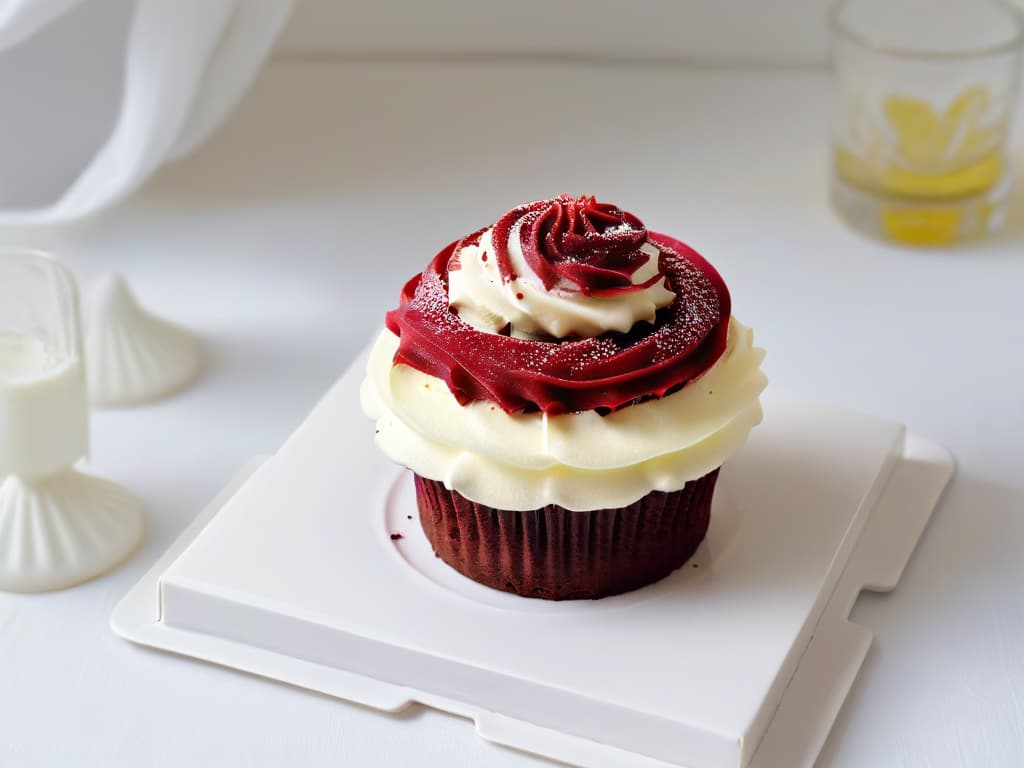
{"left": 837, "top": 84, "right": 1004, "bottom": 199}
{"left": 835, "top": 83, "right": 1006, "bottom": 244}
{"left": 836, "top": 147, "right": 1002, "bottom": 198}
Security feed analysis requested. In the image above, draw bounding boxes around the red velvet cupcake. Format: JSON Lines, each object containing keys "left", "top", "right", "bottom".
{"left": 362, "top": 196, "right": 766, "bottom": 599}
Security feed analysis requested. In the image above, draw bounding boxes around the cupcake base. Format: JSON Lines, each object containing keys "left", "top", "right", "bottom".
{"left": 414, "top": 470, "right": 718, "bottom": 600}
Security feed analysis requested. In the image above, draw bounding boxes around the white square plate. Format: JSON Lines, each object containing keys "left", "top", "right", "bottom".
{"left": 112, "top": 344, "right": 953, "bottom": 768}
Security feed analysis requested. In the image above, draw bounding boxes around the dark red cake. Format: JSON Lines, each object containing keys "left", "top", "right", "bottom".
{"left": 415, "top": 471, "right": 718, "bottom": 600}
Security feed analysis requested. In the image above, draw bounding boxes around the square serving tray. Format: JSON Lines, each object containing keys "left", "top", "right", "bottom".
{"left": 112, "top": 343, "right": 953, "bottom": 768}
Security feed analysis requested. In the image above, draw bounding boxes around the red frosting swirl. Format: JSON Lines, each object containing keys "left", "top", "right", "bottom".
{"left": 491, "top": 195, "right": 657, "bottom": 296}
{"left": 385, "top": 199, "right": 730, "bottom": 416}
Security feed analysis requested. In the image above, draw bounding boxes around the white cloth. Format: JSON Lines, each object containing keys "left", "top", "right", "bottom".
{"left": 0, "top": 0, "right": 294, "bottom": 223}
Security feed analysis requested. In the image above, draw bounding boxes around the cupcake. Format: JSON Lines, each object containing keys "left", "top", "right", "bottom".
{"left": 362, "top": 195, "right": 766, "bottom": 600}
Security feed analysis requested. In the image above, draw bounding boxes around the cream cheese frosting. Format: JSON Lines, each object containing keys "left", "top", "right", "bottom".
{"left": 361, "top": 318, "right": 767, "bottom": 511}
{"left": 447, "top": 225, "right": 676, "bottom": 340}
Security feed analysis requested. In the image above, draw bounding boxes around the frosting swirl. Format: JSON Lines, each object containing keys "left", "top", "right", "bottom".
{"left": 386, "top": 198, "right": 730, "bottom": 416}
{"left": 449, "top": 196, "right": 676, "bottom": 341}
{"left": 496, "top": 195, "right": 655, "bottom": 294}
{"left": 447, "top": 218, "right": 675, "bottom": 339}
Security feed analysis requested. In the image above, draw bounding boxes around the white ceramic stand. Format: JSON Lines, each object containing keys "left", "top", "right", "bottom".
{"left": 86, "top": 273, "right": 202, "bottom": 407}
{"left": 112, "top": 345, "right": 953, "bottom": 768}
{"left": 0, "top": 469, "right": 144, "bottom": 593}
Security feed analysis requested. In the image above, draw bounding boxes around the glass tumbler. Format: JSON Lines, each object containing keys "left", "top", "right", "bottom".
{"left": 830, "top": 0, "right": 1024, "bottom": 245}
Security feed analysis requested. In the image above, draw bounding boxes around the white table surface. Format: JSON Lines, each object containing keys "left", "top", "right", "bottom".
{"left": 0, "top": 58, "right": 1022, "bottom": 768}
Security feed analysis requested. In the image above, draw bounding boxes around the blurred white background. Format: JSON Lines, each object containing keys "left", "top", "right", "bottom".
{"left": 1, "top": 3, "right": 1023, "bottom": 768}
{"left": 277, "top": 0, "right": 837, "bottom": 64}
{"left": 2, "top": 0, "right": 1022, "bottom": 218}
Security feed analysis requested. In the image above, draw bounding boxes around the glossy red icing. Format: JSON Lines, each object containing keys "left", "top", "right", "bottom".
{"left": 385, "top": 200, "right": 730, "bottom": 415}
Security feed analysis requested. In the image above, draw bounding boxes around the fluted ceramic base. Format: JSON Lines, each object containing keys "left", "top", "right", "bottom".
{"left": 0, "top": 469, "right": 145, "bottom": 592}
{"left": 86, "top": 273, "right": 203, "bottom": 407}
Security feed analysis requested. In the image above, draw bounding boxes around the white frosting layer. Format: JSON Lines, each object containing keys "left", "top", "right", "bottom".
{"left": 447, "top": 226, "right": 676, "bottom": 339}
{"left": 361, "top": 318, "right": 766, "bottom": 511}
